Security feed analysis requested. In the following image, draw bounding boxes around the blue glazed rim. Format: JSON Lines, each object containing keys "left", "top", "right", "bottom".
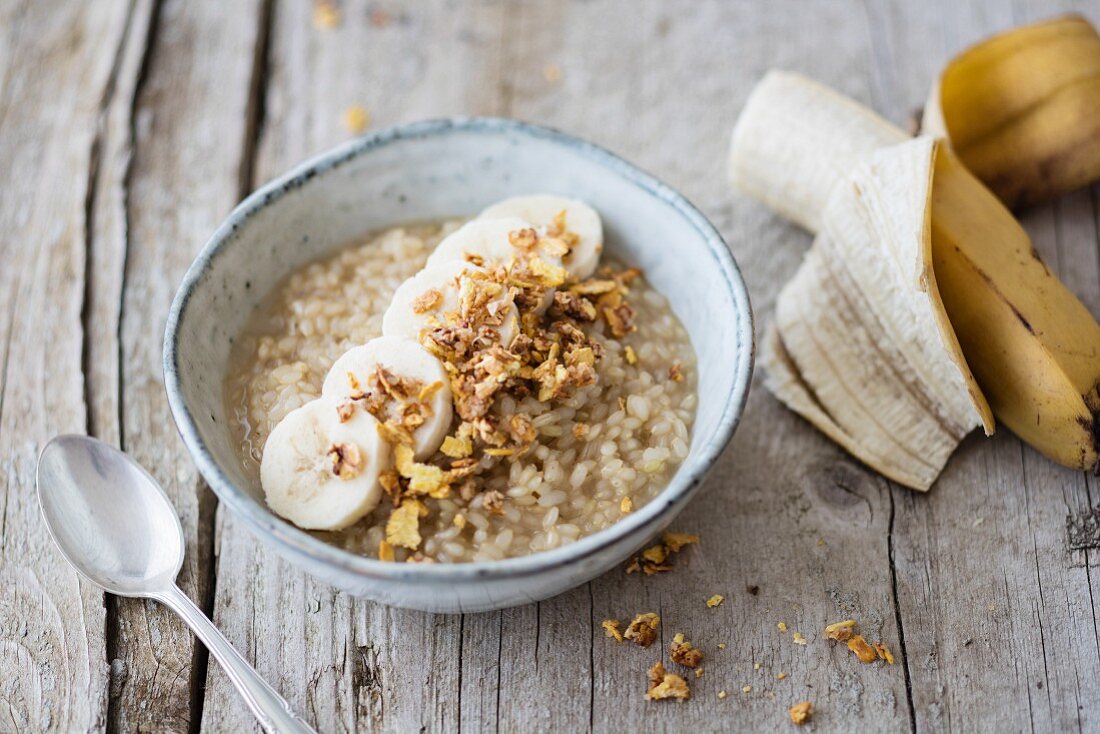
{"left": 163, "top": 117, "right": 755, "bottom": 584}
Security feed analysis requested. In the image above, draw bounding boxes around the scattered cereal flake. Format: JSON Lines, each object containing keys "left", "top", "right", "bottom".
{"left": 825, "top": 619, "right": 856, "bottom": 641}
{"left": 777, "top": 622, "right": 788, "bottom": 633}
{"left": 411, "top": 287, "right": 442, "bottom": 314}
{"left": 642, "top": 544, "right": 669, "bottom": 565}
{"left": 386, "top": 499, "right": 427, "bottom": 549}
{"left": 624, "top": 345, "right": 638, "bottom": 365}
{"left": 527, "top": 257, "right": 568, "bottom": 287}
{"left": 754, "top": 662, "right": 761, "bottom": 671}
{"left": 792, "top": 632, "right": 808, "bottom": 646}
{"left": 342, "top": 105, "right": 370, "bottom": 134}
{"left": 694, "top": 667, "right": 705, "bottom": 679}
{"left": 336, "top": 401, "right": 356, "bottom": 423}
{"left": 646, "top": 661, "right": 690, "bottom": 701}
{"left": 481, "top": 489, "right": 505, "bottom": 515}
{"left": 620, "top": 497, "right": 633, "bottom": 514}
{"left": 776, "top": 672, "right": 787, "bottom": 680}
{"left": 874, "top": 641, "right": 895, "bottom": 665}
{"left": 668, "top": 362, "right": 684, "bottom": 382}
{"left": 601, "top": 619, "right": 623, "bottom": 642}
{"left": 312, "top": 1, "right": 341, "bottom": 29}
{"left": 378, "top": 540, "right": 395, "bottom": 562}
{"left": 742, "top": 685, "right": 753, "bottom": 694}
{"left": 706, "top": 594, "right": 724, "bottom": 608}
{"left": 789, "top": 701, "right": 813, "bottom": 725}
{"left": 670, "top": 633, "right": 703, "bottom": 668}
{"left": 543, "top": 63, "right": 562, "bottom": 83}
{"left": 440, "top": 434, "right": 473, "bottom": 458}
{"left": 368, "top": 7, "right": 391, "bottom": 26}
{"left": 453, "top": 514, "right": 467, "bottom": 530}
{"left": 662, "top": 532, "right": 699, "bottom": 551}
{"left": 624, "top": 612, "right": 660, "bottom": 647}
{"left": 394, "top": 444, "right": 449, "bottom": 497}
{"left": 327, "top": 442, "right": 363, "bottom": 479}
{"left": 847, "top": 634, "right": 877, "bottom": 663}
{"left": 718, "top": 643, "right": 727, "bottom": 650}
{"left": 717, "top": 690, "right": 728, "bottom": 699}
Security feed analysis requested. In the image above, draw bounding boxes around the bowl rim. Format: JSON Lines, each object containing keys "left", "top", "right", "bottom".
{"left": 164, "top": 116, "right": 754, "bottom": 584}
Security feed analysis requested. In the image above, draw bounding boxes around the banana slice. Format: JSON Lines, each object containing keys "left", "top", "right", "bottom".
{"left": 425, "top": 217, "right": 547, "bottom": 269}
{"left": 260, "top": 397, "right": 390, "bottom": 530}
{"left": 479, "top": 195, "right": 603, "bottom": 279}
{"left": 322, "top": 336, "right": 453, "bottom": 460}
{"left": 382, "top": 260, "right": 520, "bottom": 347}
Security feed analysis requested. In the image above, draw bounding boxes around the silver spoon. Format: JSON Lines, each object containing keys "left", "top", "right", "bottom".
{"left": 37, "top": 434, "right": 316, "bottom": 734}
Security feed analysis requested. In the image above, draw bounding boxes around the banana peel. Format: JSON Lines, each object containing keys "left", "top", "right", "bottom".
{"left": 730, "top": 70, "right": 1100, "bottom": 486}
{"left": 766, "top": 137, "right": 992, "bottom": 490}
{"left": 923, "top": 14, "right": 1100, "bottom": 208}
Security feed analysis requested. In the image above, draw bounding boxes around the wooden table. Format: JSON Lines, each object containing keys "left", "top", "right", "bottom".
{"left": 3, "top": 1, "right": 1099, "bottom": 731}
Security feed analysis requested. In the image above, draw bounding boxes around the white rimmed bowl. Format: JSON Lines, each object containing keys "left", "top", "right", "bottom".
{"left": 164, "top": 118, "right": 753, "bottom": 613}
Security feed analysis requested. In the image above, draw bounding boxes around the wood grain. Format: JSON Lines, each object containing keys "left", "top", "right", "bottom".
{"left": 102, "top": 0, "right": 266, "bottom": 729}
{"left": 1, "top": 0, "right": 1099, "bottom": 731}
{"left": 0, "top": 1, "right": 132, "bottom": 730}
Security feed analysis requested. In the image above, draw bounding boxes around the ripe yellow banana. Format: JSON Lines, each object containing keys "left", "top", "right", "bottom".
{"left": 923, "top": 15, "right": 1100, "bottom": 209}
{"left": 730, "top": 70, "right": 1100, "bottom": 478}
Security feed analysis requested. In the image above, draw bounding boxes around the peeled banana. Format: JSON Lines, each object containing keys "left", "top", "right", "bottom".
{"left": 730, "top": 70, "right": 1100, "bottom": 482}
{"left": 923, "top": 14, "right": 1100, "bottom": 208}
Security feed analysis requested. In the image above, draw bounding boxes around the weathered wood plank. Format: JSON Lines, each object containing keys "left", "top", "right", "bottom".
{"left": 0, "top": 1, "right": 132, "bottom": 730}
{"left": 107, "top": 0, "right": 265, "bottom": 729}
{"left": 201, "top": 1, "right": 507, "bottom": 731}
{"left": 502, "top": 1, "right": 911, "bottom": 730}
{"left": 868, "top": 1, "right": 1100, "bottom": 732}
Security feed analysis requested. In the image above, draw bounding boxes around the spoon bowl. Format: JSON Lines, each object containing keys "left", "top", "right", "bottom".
{"left": 36, "top": 434, "right": 316, "bottom": 733}
{"left": 37, "top": 434, "right": 184, "bottom": 596}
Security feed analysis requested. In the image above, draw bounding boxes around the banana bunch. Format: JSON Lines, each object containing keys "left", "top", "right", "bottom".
{"left": 923, "top": 14, "right": 1100, "bottom": 209}
{"left": 730, "top": 65, "right": 1100, "bottom": 490}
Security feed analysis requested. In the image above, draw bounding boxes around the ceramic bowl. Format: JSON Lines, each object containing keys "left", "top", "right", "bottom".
{"left": 164, "top": 118, "right": 754, "bottom": 613}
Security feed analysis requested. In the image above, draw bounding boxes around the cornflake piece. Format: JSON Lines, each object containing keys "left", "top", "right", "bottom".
{"left": 670, "top": 633, "right": 703, "bottom": 668}
{"left": 394, "top": 444, "right": 449, "bottom": 497}
{"left": 453, "top": 514, "right": 467, "bottom": 530}
{"left": 642, "top": 544, "right": 668, "bottom": 565}
{"left": 602, "top": 619, "right": 624, "bottom": 642}
{"left": 386, "top": 499, "right": 427, "bottom": 549}
{"left": 668, "top": 362, "right": 684, "bottom": 382}
{"left": 706, "top": 594, "right": 724, "bottom": 608}
{"left": 440, "top": 435, "right": 473, "bottom": 458}
{"left": 742, "top": 685, "right": 752, "bottom": 694}
{"left": 624, "top": 612, "right": 660, "bottom": 647}
{"left": 792, "top": 632, "right": 808, "bottom": 646}
{"left": 754, "top": 662, "right": 761, "bottom": 671}
{"left": 777, "top": 622, "right": 788, "bottom": 633}
{"left": 620, "top": 497, "right": 633, "bottom": 514}
{"left": 624, "top": 345, "right": 639, "bottom": 365}
{"left": 646, "top": 661, "right": 690, "bottom": 702}
{"left": 508, "top": 227, "right": 538, "bottom": 250}
{"left": 694, "top": 667, "right": 705, "bottom": 679}
{"left": 718, "top": 643, "right": 727, "bottom": 650}
{"left": 481, "top": 490, "right": 505, "bottom": 515}
{"left": 718, "top": 690, "right": 728, "bottom": 700}
{"left": 789, "top": 701, "right": 813, "bottom": 725}
{"left": 412, "top": 288, "right": 443, "bottom": 314}
{"left": 378, "top": 540, "right": 395, "bottom": 562}
{"left": 662, "top": 532, "right": 699, "bottom": 552}
{"left": 847, "top": 634, "right": 877, "bottom": 663}
{"left": 335, "top": 401, "right": 356, "bottom": 423}
{"left": 874, "top": 641, "right": 895, "bottom": 664}
{"left": 312, "top": 0, "right": 341, "bottom": 29}
{"left": 776, "top": 672, "right": 787, "bottom": 680}
{"left": 327, "top": 442, "right": 363, "bottom": 479}
{"left": 342, "top": 105, "right": 369, "bottom": 134}
{"left": 825, "top": 619, "right": 856, "bottom": 641}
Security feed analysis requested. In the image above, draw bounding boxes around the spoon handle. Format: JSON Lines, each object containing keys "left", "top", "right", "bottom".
{"left": 156, "top": 584, "right": 317, "bottom": 734}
